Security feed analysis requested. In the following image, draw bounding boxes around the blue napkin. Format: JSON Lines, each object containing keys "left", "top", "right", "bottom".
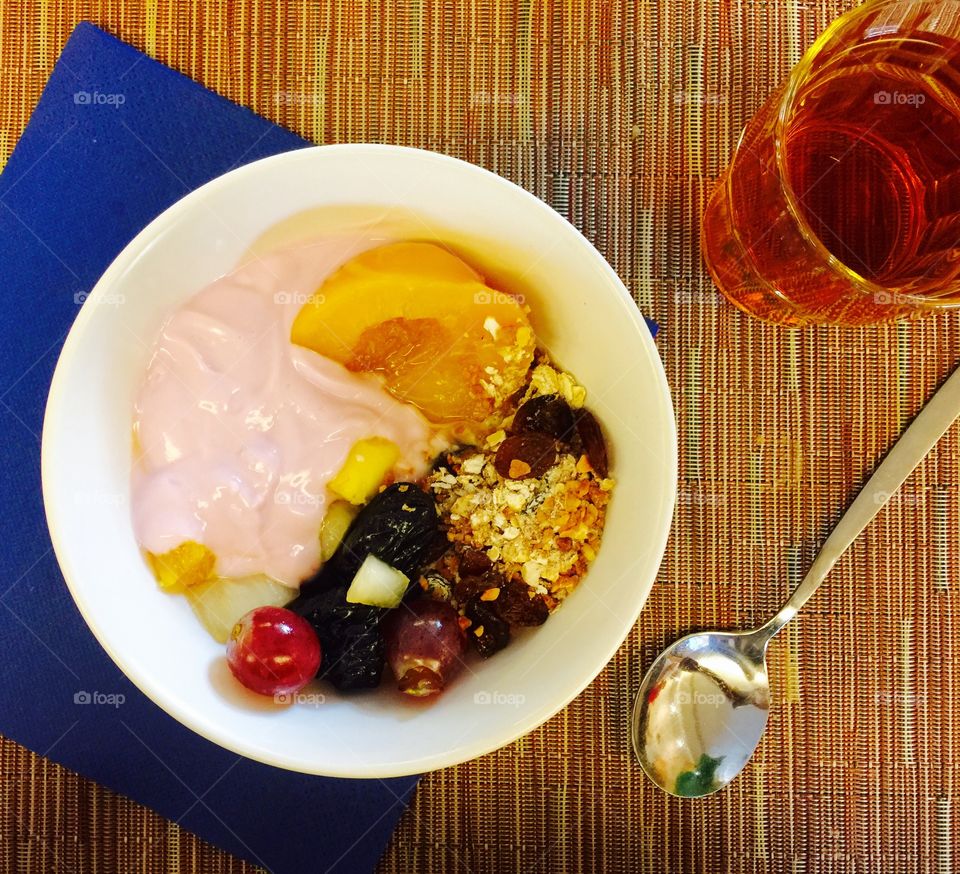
{"left": 0, "top": 22, "right": 418, "bottom": 873}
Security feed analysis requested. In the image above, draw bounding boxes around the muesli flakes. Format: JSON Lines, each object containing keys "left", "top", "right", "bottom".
{"left": 427, "top": 448, "right": 612, "bottom": 610}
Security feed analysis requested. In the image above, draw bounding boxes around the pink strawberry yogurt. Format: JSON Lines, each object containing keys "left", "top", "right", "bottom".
{"left": 131, "top": 236, "right": 439, "bottom": 587}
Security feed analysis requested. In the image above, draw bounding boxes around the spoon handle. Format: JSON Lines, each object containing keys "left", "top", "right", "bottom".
{"left": 756, "top": 360, "right": 960, "bottom": 643}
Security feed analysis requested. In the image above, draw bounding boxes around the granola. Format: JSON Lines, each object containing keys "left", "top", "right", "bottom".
{"left": 425, "top": 359, "right": 613, "bottom": 634}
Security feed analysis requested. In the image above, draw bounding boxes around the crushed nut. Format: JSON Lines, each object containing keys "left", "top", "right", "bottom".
{"left": 508, "top": 458, "right": 532, "bottom": 478}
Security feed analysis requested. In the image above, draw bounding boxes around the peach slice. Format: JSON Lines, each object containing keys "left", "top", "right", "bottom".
{"left": 291, "top": 242, "right": 534, "bottom": 425}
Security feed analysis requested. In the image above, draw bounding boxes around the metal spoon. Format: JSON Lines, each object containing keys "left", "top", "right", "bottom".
{"left": 632, "top": 362, "right": 960, "bottom": 797}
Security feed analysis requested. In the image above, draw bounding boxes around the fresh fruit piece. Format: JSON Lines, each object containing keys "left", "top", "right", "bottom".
{"left": 575, "top": 409, "right": 609, "bottom": 477}
{"left": 291, "top": 242, "right": 535, "bottom": 424}
{"left": 493, "top": 433, "right": 558, "bottom": 480}
{"left": 493, "top": 579, "right": 549, "bottom": 627}
{"left": 346, "top": 554, "right": 410, "bottom": 608}
{"left": 146, "top": 541, "right": 216, "bottom": 592}
{"left": 328, "top": 437, "right": 400, "bottom": 505}
{"left": 287, "top": 585, "right": 385, "bottom": 690}
{"left": 186, "top": 574, "right": 293, "bottom": 643}
{"left": 511, "top": 394, "right": 575, "bottom": 442}
{"left": 319, "top": 500, "right": 359, "bottom": 563}
{"left": 226, "top": 606, "right": 322, "bottom": 697}
{"left": 465, "top": 596, "right": 511, "bottom": 658}
{"left": 383, "top": 599, "right": 466, "bottom": 697}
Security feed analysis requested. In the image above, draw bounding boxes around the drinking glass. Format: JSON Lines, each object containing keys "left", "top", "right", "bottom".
{"left": 702, "top": 0, "right": 960, "bottom": 326}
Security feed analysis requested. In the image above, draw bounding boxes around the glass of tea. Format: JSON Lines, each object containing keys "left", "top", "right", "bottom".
{"left": 702, "top": 0, "right": 960, "bottom": 326}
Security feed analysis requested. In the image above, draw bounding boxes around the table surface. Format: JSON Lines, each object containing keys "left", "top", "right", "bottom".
{"left": 3, "top": 1, "right": 960, "bottom": 872}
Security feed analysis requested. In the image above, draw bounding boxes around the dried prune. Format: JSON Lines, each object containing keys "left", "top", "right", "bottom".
{"left": 494, "top": 579, "right": 549, "bottom": 626}
{"left": 457, "top": 546, "right": 493, "bottom": 577}
{"left": 333, "top": 482, "right": 440, "bottom": 580}
{"left": 494, "top": 434, "right": 558, "bottom": 480}
{"left": 286, "top": 585, "right": 385, "bottom": 690}
{"left": 465, "top": 596, "right": 511, "bottom": 658}
{"left": 575, "top": 409, "right": 609, "bottom": 477}
{"left": 511, "top": 394, "right": 575, "bottom": 442}
{"left": 284, "top": 483, "right": 441, "bottom": 691}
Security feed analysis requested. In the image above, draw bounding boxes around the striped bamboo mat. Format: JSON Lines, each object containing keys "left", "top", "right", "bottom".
{"left": 3, "top": 1, "right": 960, "bottom": 871}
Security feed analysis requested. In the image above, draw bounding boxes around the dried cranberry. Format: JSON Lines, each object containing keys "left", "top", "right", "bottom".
{"left": 575, "top": 409, "right": 608, "bottom": 477}
{"left": 494, "top": 579, "right": 549, "bottom": 626}
{"left": 511, "top": 394, "right": 575, "bottom": 442}
{"left": 457, "top": 546, "right": 493, "bottom": 577}
{"left": 465, "top": 596, "right": 511, "bottom": 658}
{"left": 494, "top": 433, "right": 558, "bottom": 480}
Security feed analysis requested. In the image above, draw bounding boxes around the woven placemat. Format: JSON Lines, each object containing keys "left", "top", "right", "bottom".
{"left": 3, "top": 1, "right": 959, "bottom": 872}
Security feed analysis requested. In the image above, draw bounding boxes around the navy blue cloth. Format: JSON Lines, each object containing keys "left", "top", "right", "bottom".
{"left": 0, "top": 22, "right": 418, "bottom": 873}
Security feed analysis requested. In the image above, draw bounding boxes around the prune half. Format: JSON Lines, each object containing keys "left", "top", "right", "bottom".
{"left": 287, "top": 585, "right": 385, "bottom": 690}
{"left": 332, "top": 482, "right": 440, "bottom": 580}
{"left": 285, "top": 483, "right": 442, "bottom": 691}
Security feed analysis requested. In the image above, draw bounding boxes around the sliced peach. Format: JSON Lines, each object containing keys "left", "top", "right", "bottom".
{"left": 291, "top": 242, "right": 534, "bottom": 424}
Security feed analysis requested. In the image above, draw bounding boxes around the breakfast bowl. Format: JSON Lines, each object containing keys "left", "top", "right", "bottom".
{"left": 41, "top": 144, "right": 676, "bottom": 777}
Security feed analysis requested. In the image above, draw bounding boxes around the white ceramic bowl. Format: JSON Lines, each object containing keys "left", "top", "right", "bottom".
{"left": 42, "top": 145, "right": 676, "bottom": 777}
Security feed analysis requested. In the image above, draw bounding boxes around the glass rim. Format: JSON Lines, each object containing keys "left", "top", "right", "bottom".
{"left": 772, "top": 0, "right": 953, "bottom": 309}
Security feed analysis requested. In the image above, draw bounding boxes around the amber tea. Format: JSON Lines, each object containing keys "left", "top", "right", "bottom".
{"left": 703, "top": 2, "right": 960, "bottom": 326}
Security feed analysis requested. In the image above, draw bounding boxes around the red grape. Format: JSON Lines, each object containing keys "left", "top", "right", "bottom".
{"left": 226, "top": 606, "right": 322, "bottom": 697}
{"left": 383, "top": 600, "right": 466, "bottom": 697}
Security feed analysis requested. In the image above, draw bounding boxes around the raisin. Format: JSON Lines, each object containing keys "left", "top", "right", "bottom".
{"left": 430, "top": 446, "right": 469, "bottom": 474}
{"left": 420, "top": 571, "right": 454, "bottom": 603}
{"left": 454, "top": 574, "right": 494, "bottom": 602}
{"left": 465, "top": 596, "right": 511, "bottom": 657}
{"left": 575, "top": 409, "right": 609, "bottom": 477}
{"left": 494, "top": 579, "right": 550, "bottom": 626}
{"left": 512, "top": 394, "right": 575, "bottom": 442}
{"left": 457, "top": 546, "right": 493, "bottom": 577}
{"left": 494, "top": 433, "right": 558, "bottom": 480}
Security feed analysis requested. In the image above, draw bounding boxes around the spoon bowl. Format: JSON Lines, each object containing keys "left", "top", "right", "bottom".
{"left": 631, "top": 630, "right": 770, "bottom": 797}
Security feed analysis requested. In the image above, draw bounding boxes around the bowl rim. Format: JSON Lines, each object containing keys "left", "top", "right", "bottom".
{"left": 41, "top": 143, "right": 677, "bottom": 777}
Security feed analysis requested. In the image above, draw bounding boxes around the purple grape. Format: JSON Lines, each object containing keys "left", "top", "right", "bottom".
{"left": 383, "top": 600, "right": 466, "bottom": 697}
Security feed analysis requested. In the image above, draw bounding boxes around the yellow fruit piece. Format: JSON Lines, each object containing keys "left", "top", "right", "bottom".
{"left": 319, "top": 499, "right": 359, "bottom": 562}
{"left": 186, "top": 575, "right": 292, "bottom": 643}
{"left": 329, "top": 437, "right": 400, "bottom": 505}
{"left": 146, "top": 541, "right": 216, "bottom": 593}
{"left": 290, "top": 241, "right": 535, "bottom": 424}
